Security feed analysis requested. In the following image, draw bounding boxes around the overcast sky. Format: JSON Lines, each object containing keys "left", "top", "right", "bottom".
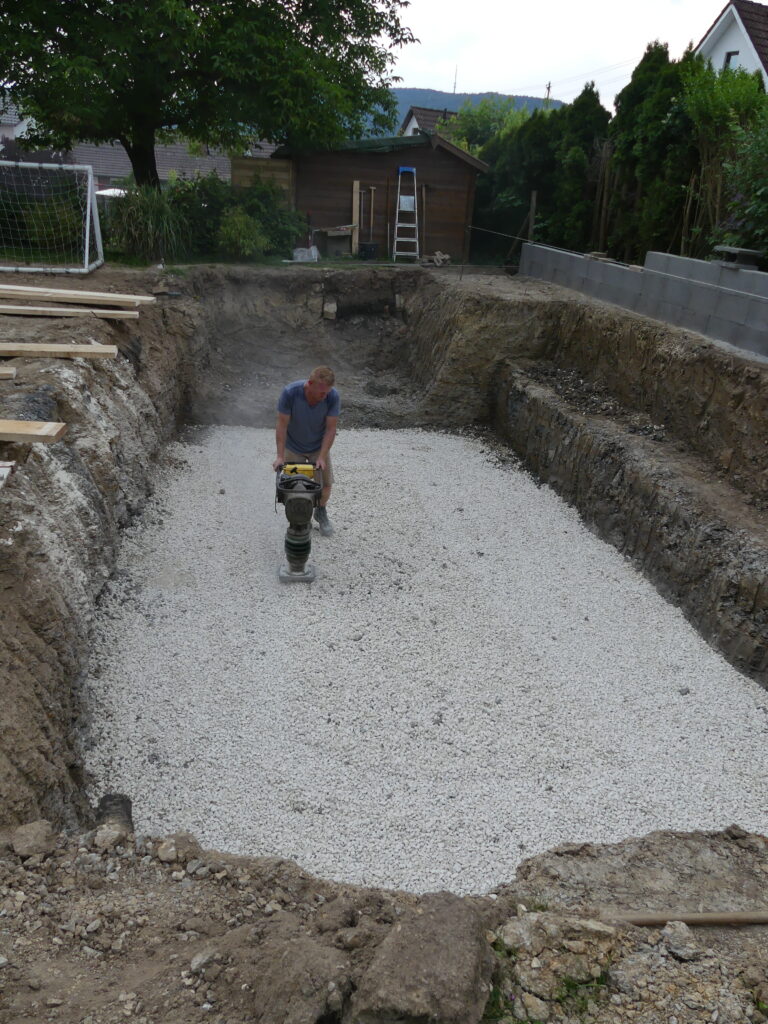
{"left": 390, "top": 0, "right": 728, "bottom": 106}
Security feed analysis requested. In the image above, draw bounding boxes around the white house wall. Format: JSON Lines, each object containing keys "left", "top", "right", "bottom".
{"left": 698, "top": 8, "right": 768, "bottom": 86}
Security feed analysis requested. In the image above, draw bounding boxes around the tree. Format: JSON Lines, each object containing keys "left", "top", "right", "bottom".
{"left": 680, "top": 56, "right": 765, "bottom": 252}
{"left": 0, "top": 0, "right": 414, "bottom": 186}
{"left": 475, "top": 83, "right": 609, "bottom": 256}
{"left": 606, "top": 43, "right": 698, "bottom": 260}
{"left": 722, "top": 105, "right": 768, "bottom": 251}
{"left": 437, "top": 96, "right": 529, "bottom": 154}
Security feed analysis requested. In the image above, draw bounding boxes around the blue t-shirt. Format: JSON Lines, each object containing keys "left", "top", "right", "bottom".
{"left": 278, "top": 380, "right": 340, "bottom": 453}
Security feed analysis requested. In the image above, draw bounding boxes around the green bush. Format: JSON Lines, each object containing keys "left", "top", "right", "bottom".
{"left": 216, "top": 207, "right": 268, "bottom": 259}
{"left": 167, "top": 173, "right": 231, "bottom": 256}
{"left": 236, "top": 177, "right": 307, "bottom": 255}
{"left": 25, "top": 199, "right": 82, "bottom": 251}
{"left": 107, "top": 185, "right": 190, "bottom": 261}
{"left": 103, "top": 172, "right": 307, "bottom": 263}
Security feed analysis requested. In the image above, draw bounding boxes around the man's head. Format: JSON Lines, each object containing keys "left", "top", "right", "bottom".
{"left": 305, "top": 366, "right": 335, "bottom": 403}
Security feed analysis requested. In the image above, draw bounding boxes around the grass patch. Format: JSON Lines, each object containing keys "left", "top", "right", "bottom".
{"left": 556, "top": 972, "right": 609, "bottom": 1013}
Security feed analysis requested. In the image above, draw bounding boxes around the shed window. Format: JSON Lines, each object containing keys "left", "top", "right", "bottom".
{"left": 723, "top": 50, "right": 740, "bottom": 68}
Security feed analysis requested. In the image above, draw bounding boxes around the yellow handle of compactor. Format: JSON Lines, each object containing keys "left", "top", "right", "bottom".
{"left": 282, "top": 463, "right": 316, "bottom": 479}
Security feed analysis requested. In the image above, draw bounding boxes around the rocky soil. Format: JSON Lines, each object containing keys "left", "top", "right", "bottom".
{"left": 2, "top": 263, "right": 768, "bottom": 1021}
{"left": 2, "top": 815, "right": 768, "bottom": 1023}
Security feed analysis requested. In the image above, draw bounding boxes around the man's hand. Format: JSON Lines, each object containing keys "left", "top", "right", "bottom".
{"left": 315, "top": 455, "right": 327, "bottom": 471}
{"left": 272, "top": 457, "right": 284, "bottom": 471}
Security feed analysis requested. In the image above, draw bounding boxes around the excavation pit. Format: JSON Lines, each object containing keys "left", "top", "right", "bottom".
{"left": 3, "top": 263, "right": 768, "bottom": 866}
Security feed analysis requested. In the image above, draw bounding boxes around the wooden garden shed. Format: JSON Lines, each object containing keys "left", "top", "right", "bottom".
{"left": 231, "top": 132, "right": 487, "bottom": 262}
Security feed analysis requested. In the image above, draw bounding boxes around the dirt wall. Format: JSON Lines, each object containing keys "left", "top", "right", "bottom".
{"left": 0, "top": 269, "right": 207, "bottom": 827}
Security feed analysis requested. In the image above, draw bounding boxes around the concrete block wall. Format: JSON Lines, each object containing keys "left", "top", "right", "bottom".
{"left": 520, "top": 243, "right": 768, "bottom": 358}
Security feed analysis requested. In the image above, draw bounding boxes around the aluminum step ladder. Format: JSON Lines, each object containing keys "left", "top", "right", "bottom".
{"left": 392, "top": 166, "right": 419, "bottom": 261}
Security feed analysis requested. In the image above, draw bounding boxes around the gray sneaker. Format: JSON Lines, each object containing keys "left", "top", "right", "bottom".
{"left": 314, "top": 505, "right": 334, "bottom": 536}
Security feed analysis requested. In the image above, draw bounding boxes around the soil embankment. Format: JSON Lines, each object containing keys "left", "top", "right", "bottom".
{"left": 2, "top": 264, "right": 768, "bottom": 1023}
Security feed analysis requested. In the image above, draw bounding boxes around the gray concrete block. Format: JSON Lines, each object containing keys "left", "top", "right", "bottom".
{"left": 662, "top": 254, "right": 722, "bottom": 286}
{"left": 705, "top": 315, "right": 742, "bottom": 347}
{"left": 714, "top": 288, "right": 753, "bottom": 323}
{"left": 673, "top": 309, "right": 711, "bottom": 336}
{"left": 661, "top": 276, "right": 692, "bottom": 307}
{"left": 735, "top": 270, "right": 768, "bottom": 300}
{"left": 687, "top": 282, "right": 719, "bottom": 315}
{"left": 746, "top": 296, "right": 768, "bottom": 328}
{"left": 734, "top": 326, "right": 768, "bottom": 357}
{"left": 644, "top": 252, "right": 670, "bottom": 274}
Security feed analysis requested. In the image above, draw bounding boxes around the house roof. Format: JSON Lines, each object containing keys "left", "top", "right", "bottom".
{"left": 697, "top": 0, "right": 768, "bottom": 72}
{"left": 69, "top": 142, "right": 231, "bottom": 181}
{"left": 398, "top": 106, "right": 458, "bottom": 135}
{"left": 274, "top": 131, "right": 487, "bottom": 172}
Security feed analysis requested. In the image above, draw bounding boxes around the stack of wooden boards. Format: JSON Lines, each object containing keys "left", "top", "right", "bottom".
{"left": 0, "top": 282, "right": 156, "bottom": 446}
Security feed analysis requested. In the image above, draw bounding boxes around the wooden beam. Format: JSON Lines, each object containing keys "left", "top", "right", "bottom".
{"left": 0, "top": 420, "right": 68, "bottom": 443}
{"left": 0, "top": 284, "right": 156, "bottom": 307}
{"left": 0, "top": 367, "right": 17, "bottom": 379}
{"left": 0, "top": 343, "right": 117, "bottom": 359}
{"left": 0, "top": 304, "right": 139, "bottom": 320}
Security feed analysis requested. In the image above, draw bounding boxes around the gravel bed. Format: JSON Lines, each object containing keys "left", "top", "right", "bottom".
{"left": 81, "top": 426, "right": 768, "bottom": 895}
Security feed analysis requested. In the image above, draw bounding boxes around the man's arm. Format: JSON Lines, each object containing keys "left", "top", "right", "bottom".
{"left": 316, "top": 416, "right": 338, "bottom": 470}
{"left": 273, "top": 412, "right": 290, "bottom": 470}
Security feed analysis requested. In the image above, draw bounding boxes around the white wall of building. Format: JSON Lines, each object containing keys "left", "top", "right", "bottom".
{"left": 697, "top": 7, "right": 768, "bottom": 87}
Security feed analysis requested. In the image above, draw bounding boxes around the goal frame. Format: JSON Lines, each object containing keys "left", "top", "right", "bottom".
{"left": 0, "top": 160, "right": 104, "bottom": 274}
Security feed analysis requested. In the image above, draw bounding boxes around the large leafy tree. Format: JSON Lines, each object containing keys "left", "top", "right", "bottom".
{"left": 0, "top": 0, "right": 414, "bottom": 186}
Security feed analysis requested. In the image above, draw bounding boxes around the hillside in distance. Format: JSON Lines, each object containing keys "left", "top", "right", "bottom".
{"left": 391, "top": 87, "right": 562, "bottom": 128}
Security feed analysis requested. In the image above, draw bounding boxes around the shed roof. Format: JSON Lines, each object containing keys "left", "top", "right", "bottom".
{"left": 697, "top": 0, "right": 768, "bottom": 72}
{"left": 275, "top": 131, "right": 487, "bottom": 172}
{"left": 398, "top": 106, "right": 458, "bottom": 134}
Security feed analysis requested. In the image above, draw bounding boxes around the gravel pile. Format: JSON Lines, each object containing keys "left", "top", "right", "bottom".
{"left": 81, "top": 427, "right": 768, "bottom": 894}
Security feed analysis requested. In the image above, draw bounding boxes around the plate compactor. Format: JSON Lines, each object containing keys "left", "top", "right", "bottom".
{"left": 275, "top": 463, "right": 323, "bottom": 583}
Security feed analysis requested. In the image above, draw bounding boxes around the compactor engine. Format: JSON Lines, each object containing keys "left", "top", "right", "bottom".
{"left": 275, "top": 463, "right": 322, "bottom": 583}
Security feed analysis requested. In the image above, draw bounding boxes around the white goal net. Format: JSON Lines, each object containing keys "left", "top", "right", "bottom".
{"left": 0, "top": 160, "right": 104, "bottom": 274}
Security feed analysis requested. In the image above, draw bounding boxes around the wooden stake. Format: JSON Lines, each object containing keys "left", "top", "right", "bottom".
{"left": 528, "top": 190, "right": 537, "bottom": 242}
{"left": 0, "top": 343, "right": 118, "bottom": 359}
{"left": 0, "top": 305, "right": 138, "bottom": 320}
{"left": 351, "top": 180, "right": 360, "bottom": 256}
{"left": 0, "top": 367, "right": 17, "bottom": 379}
{"left": 0, "top": 419, "right": 68, "bottom": 443}
{"left": 369, "top": 186, "right": 376, "bottom": 242}
{"left": 0, "top": 284, "right": 156, "bottom": 307}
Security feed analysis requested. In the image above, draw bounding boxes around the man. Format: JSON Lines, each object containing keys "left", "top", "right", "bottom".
{"left": 272, "top": 366, "right": 339, "bottom": 537}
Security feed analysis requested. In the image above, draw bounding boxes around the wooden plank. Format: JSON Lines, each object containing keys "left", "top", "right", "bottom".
{"left": 0, "top": 343, "right": 118, "bottom": 359}
{"left": 0, "top": 284, "right": 156, "bottom": 307}
{"left": 0, "top": 367, "right": 17, "bottom": 379}
{"left": 0, "top": 304, "right": 138, "bottom": 320}
{"left": 0, "top": 419, "right": 68, "bottom": 443}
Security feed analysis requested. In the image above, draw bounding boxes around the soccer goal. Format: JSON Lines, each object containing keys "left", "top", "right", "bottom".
{"left": 0, "top": 160, "right": 104, "bottom": 274}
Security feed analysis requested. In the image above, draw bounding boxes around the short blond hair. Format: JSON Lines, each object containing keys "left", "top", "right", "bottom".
{"left": 309, "top": 366, "right": 335, "bottom": 386}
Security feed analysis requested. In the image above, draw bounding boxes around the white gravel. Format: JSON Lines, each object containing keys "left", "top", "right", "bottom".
{"left": 81, "top": 426, "right": 768, "bottom": 895}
